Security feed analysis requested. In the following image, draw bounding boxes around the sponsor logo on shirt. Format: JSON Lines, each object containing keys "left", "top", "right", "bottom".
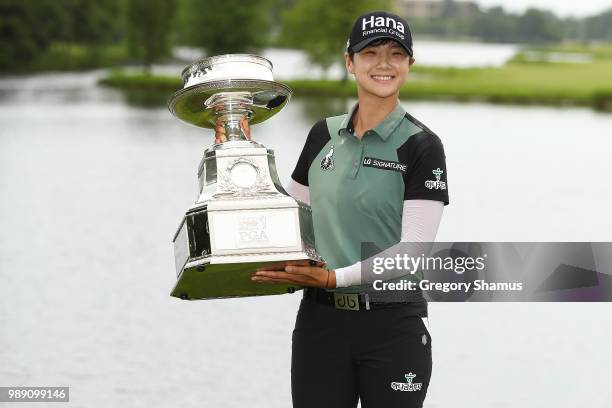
{"left": 320, "top": 145, "right": 335, "bottom": 171}
{"left": 362, "top": 157, "right": 407, "bottom": 174}
{"left": 391, "top": 372, "right": 423, "bottom": 392}
{"left": 425, "top": 168, "right": 446, "bottom": 190}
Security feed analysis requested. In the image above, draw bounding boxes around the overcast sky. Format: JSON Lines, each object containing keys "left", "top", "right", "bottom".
{"left": 471, "top": 0, "right": 612, "bottom": 17}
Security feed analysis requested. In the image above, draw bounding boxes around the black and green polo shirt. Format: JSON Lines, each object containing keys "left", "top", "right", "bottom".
{"left": 291, "top": 102, "right": 449, "bottom": 294}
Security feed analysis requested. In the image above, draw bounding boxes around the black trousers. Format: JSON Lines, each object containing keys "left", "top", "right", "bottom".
{"left": 291, "top": 297, "right": 432, "bottom": 408}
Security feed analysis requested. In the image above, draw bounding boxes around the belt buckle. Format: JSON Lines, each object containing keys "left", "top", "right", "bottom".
{"left": 333, "top": 293, "right": 360, "bottom": 311}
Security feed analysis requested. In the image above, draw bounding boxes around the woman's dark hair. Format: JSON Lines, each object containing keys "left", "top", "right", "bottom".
{"left": 348, "top": 38, "right": 403, "bottom": 61}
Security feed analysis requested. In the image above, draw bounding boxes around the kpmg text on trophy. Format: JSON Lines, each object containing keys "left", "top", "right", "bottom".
{"left": 168, "top": 54, "right": 322, "bottom": 300}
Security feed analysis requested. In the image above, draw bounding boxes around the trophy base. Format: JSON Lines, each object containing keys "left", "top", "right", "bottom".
{"left": 170, "top": 257, "right": 308, "bottom": 300}
{"left": 171, "top": 194, "right": 320, "bottom": 300}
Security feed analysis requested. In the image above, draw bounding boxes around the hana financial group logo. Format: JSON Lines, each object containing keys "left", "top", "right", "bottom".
{"left": 361, "top": 15, "right": 406, "bottom": 34}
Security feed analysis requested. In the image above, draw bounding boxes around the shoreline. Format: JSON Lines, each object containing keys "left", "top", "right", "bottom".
{"left": 98, "top": 69, "right": 612, "bottom": 111}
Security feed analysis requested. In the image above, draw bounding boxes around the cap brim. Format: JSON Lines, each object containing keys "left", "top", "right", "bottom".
{"left": 351, "top": 35, "right": 413, "bottom": 57}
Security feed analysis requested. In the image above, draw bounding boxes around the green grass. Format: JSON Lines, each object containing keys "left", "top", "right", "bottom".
{"left": 405, "top": 61, "right": 612, "bottom": 105}
{"left": 510, "top": 42, "right": 612, "bottom": 61}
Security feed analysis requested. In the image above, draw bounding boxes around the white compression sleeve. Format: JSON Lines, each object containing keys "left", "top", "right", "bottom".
{"left": 286, "top": 179, "right": 310, "bottom": 204}
{"left": 334, "top": 200, "right": 444, "bottom": 288}
{"left": 283, "top": 181, "right": 444, "bottom": 288}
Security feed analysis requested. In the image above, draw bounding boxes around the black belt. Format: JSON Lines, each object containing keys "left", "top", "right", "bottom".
{"left": 303, "top": 287, "right": 420, "bottom": 311}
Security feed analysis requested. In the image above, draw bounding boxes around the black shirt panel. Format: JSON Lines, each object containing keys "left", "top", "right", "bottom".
{"left": 403, "top": 111, "right": 437, "bottom": 137}
{"left": 291, "top": 119, "right": 331, "bottom": 186}
{"left": 397, "top": 128, "right": 450, "bottom": 205}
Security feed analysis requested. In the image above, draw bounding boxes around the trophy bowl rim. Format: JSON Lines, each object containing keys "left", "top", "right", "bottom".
{"left": 181, "top": 54, "right": 273, "bottom": 82}
{"left": 167, "top": 78, "right": 293, "bottom": 129}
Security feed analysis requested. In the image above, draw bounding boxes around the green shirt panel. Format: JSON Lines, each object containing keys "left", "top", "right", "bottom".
{"left": 307, "top": 105, "right": 422, "bottom": 293}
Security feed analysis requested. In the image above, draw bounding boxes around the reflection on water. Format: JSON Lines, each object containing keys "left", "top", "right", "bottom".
{"left": 1, "top": 70, "right": 612, "bottom": 408}
{"left": 120, "top": 88, "right": 173, "bottom": 108}
{"left": 297, "top": 96, "right": 351, "bottom": 124}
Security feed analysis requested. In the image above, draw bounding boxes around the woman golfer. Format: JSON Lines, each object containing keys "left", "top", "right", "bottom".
{"left": 216, "top": 10, "right": 449, "bottom": 408}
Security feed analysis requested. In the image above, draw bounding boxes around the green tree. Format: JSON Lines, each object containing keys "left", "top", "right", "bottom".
{"left": 441, "top": 0, "right": 458, "bottom": 19}
{"left": 584, "top": 8, "right": 612, "bottom": 41}
{"left": 59, "top": 0, "right": 124, "bottom": 65}
{"left": 176, "top": 0, "right": 273, "bottom": 55}
{"left": 127, "top": 0, "right": 176, "bottom": 73}
{"left": 516, "top": 8, "right": 562, "bottom": 43}
{"left": 0, "top": 0, "right": 69, "bottom": 70}
{"left": 65, "top": 0, "right": 123, "bottom": 44}
{"left": 469, "top": 6, "right": 518, "bottom": 43}
{"left": 280, "top": 0, "right": 390, "bottom": 79}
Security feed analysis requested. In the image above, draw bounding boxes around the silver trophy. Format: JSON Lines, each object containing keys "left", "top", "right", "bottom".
{"left": 168, "top": 54, "right": 321, "bottom": 300}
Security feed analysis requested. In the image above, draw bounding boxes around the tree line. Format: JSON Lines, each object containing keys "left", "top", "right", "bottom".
{"left": 1, "top": 0, "right": 611, "bottom": 72}
{"left": 410, "top": 1, "right": 612, "bottom": 44}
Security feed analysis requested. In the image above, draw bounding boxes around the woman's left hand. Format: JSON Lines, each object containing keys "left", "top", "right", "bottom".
{"left": 251, "top": 260, "right": 336, "bottom": 289}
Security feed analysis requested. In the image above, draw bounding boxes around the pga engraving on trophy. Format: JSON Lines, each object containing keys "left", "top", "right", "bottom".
{"left": 168, "top": 54, "right": 322, "bottom": 300}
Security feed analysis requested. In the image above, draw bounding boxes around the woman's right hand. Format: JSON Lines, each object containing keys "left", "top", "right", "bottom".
{"left": 214, "top": 117, "right": 252, "bottom": 144}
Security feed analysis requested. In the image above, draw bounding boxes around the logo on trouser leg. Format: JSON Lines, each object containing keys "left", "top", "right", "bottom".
{"left": 391, "top": 372, "right": 422, "bottom": 392}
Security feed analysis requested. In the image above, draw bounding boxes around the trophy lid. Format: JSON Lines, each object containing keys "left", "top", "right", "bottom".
{"left": 169, "top": 54, "right": 292, "bottom": 129}
{"left": 181, "top": 54, "right": 274, "bottom": 86}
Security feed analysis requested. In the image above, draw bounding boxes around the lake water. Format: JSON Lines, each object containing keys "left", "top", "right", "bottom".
{"left": 1, "top": 67, "right": 611, "bottom": 408}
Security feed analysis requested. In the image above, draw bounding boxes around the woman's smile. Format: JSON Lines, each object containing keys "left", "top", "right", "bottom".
{"left": 370, "top": 74, "right": 396, "bottom": 83}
